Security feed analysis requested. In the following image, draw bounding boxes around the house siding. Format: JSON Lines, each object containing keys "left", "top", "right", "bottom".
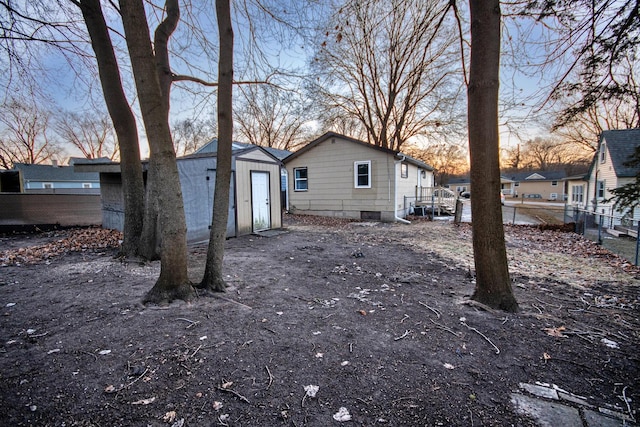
{"left": 286, "top": 137, "right": 397, "bottom": 220}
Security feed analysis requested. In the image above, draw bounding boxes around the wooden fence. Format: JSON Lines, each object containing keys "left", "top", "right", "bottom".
{"left": 0, "top": 194, "right": 102, "bottom": 227}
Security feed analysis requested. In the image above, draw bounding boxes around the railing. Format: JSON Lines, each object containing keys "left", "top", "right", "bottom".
{"left": 414, "top": 186, "right": 458, "bottom": 215}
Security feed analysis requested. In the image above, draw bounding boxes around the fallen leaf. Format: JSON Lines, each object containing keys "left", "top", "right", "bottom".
{"left": 333, "top": 407, "right": 352, "bottom": 422}
{"left": 163, "top": 411, "right": 177, "bottom": 422}
{"left": 443, "top": 363, "right": 455, "bottom": 370}
{"left": 358, "top": 310, "right": 367, "bottom": 316}
{"left": 104, "top": 385, "right": 116, "bottom": 393}
{"left": 131, "top": 396, "right": 156, "bottom": 405}
{"left": 221, "top": 381, "right": 233, "bottom": 389}
{"left": 304, "top": 385, "right": 319, "bottom": 397}
{"left": 542, "top": 352, "right": 551, "bottom": 360}
{"left": 543, "top": 326, "right": 567, "bottom": 338}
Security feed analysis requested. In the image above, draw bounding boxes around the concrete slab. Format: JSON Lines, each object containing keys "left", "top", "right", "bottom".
{"left": 583, "top": 409, "right": 627, "bottom": 426}
{"left": 511, "top": 393, "right": 582, "bottom": 427}
{"left": 519, "top": 383, "right": 559, "bottom": 400}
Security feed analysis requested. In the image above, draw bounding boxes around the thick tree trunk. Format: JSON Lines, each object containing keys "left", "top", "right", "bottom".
{"left": 467, "top": 0, "right": 518, "bottom": 312}
{"left": 198, "top": 0, "right": 234, "bottom": 292}
{"left": 78, "top": 0, "right": 144, "bottom": 257}
{"left": 119, "top": 0, "right": 193, "bottom": 303}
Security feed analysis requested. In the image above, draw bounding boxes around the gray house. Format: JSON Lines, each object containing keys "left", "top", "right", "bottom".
{"left": 1, "top": 160, "right": 101, "bottom": 194}
{"left": 76, "top": 146, "right": 283, "bottom": 242}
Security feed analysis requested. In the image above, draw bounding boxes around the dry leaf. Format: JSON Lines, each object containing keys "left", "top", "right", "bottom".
{"left": 221, "top": 381, "right": 233, "bottom": 389}
{"left": 358, "top": 310, "right": 367, "bottom": 316}
{"left": 163, "top": 411, "right": 177, "bottom": 422}
{"left": 543, "top": 326, "right": 567, "bottom": 338}
{"left": 542, "top": 352, "right": 551, "bottom": 360}
{"left": 104, "top": 384, "right": 116, "bottom": 393}
{"left": 131, "top": 396, "right": 156, "bottom": 405}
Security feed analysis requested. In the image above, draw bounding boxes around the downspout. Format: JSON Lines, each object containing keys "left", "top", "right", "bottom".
{"left": 394, "top": 155, "right": 411, "bottom": 224}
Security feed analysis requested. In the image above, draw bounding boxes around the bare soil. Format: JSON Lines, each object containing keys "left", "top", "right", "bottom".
{"left": 0, "top": 214, "right": 638, "bottom": 426}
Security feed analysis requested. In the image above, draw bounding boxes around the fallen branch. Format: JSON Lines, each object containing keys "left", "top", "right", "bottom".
{"left": 622, "top": 386, "right": 636, "bottom": 422}
{"left": 214, "top": 296, "right": 253, "bottom": 310}
{"left": 265, "top": 365, "right": 273, "bottom": 390}
{"left": 429, "top": 319, "right": 461, "bottom": 337}
{"left": 217, "top": 386, "right": 250, "bottom": 404}
{"left": 418, "top": 301, "right": 441, "bottom": 318}
{"left": 461, "top": 322, "right": 500, "bottom": 355}
{"left": 176, "top": 318, "right": 200, "bottom": 329}
{"left": 394, "top": 330, "right": 412, "bottom": 341}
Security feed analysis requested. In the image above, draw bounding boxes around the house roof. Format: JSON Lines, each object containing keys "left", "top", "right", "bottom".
{"left": 600, "top": 129, "right": 640, "bottom": 177}
{"left": 283, "top": 131, "right": 434, "bottom": 171}
{"left": 505, "top": 170, "right": 567, "bottom": 182}
{"left": 196, "top": 139, "right": 292, "bottom": 161}
{"left": 13, "top": 163, "right": 99, "bottom": 182}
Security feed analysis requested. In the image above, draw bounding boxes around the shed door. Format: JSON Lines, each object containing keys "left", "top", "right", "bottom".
{"left": 251, "top": 171, "right": 271, "bottom": 231}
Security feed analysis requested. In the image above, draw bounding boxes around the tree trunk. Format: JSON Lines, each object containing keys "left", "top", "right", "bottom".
{"left": 198, "top": 0, "right": 234, "bottom": 292}
{"left": 119, "top": 0, "right": 193, "bottom": 303}
{"left": 78, "top": 0, "right": 144, "bottom": 257}
{"left": 467, "top": 0, "right": 518, "bottom": 312}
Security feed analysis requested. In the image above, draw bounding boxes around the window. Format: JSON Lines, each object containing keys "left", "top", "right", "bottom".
{"left": 571, "top": 185, "right": 584, "bottom": 203}
{"left": 600, "top": 143, "right": 606, "bottom": 163}
{"left": 354, "top": 161, "right": 371, "bottom": 188}
{"left": 400, "top": 162, "right": 408, "bottom": 178}
{"left": 551, "top": 180, "right": 558, "bottom": 186}
{"left": 294, "top": 167, "right": 308, "bottom": 191}
{"left": 42, "top": 182, "right": 53, "bottom": 189}
{"left": 597, "top": 180, "right": 605, "bottom": 198}
{"left": 514, "top": 182, "right": 520, "bottom": 187}
{"left": 82, "top": 183, "right": 92, "bottom": 189}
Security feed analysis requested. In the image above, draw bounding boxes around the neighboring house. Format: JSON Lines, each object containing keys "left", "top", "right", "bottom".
{"left": 0, "top": 159, "right": 101, "bottom": 194}
{"left": 75, "top": 145, "right": 282, "bottom": 242}
{"left": 585, "top": 128, "right": 640, "bottom": 224}
{"left": 503, "top": 170, "right": 567, "bottom": 200}
{"left": 564, "top": 173, "right": 589, "bottom": 207}
{"left": 283, "top": 132, "right": 434, "bottom": 222}
{"left": 445, "top": 175, "right": 515, "bottom": 197}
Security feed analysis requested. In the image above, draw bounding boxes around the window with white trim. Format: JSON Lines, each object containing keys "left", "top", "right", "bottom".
{"left": 597, "top": 180, "right": 605, "bottom": 198}
{"left": 294, "top": 167, "right": 308, "bottom": 191}
{"left": 354, "top": 161, "right": 371, "bottom": 188}
{"left": 551, "top": 180, "right": 558, "bottom": 186}
{"left": 571, "top": 185, "right": 584, "bottom": 203}
{"left": 400, "top": 162, "right": 408, "bottom": 178}
{"left": 43, "top": 182, "right": 53, "bottom": 189}
{"left": 600, "top": 143, "right": 607, "bottom": 163}
{"left": 82, "top": 183, "right": 92, "bottom": 189}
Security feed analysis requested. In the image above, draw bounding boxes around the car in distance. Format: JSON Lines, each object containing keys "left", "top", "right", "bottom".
{"left": 523, "top": 193, "right": 542, "bottom": 199}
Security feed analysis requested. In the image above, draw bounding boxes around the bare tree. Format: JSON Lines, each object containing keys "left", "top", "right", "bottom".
{"left": 172, "top": 118, "right": 216, "bottom": 156}
{"left": 403, "top": 142, "right": 468, "bottom": 185}
{"left": 0, "top": 97, "right": 63, "bottom": 168}
{"left": 308, "top": 0, "right": 462, "bottom": 151}
{"left": 55, "top": 110, "right": 119, "bottom": 160}
{"left": 235, "top": 84, "right": 310, "bottom": 150}
{"left": 467, "top": 0, "right": 518, "bottom": 312}
{"left": 75, "top": 0, "right": 145, "bottom": 258}
{"left": 198, "top": 0, "right": 233, "bottom": 293}
{"left": 119, "top": 0, "right": 193, "bottom": 303}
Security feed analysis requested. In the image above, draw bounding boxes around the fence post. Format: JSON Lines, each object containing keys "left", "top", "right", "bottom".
{"left": 632, "top": 221, "right": 640, "bottom": 266}
{"left": 512, "top": 205, "right": 516, "bottom": 224}
{"left": 598, "top": 214, "right": 603, "bottom": 245}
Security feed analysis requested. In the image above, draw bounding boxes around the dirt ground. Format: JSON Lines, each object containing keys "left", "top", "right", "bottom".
{"left": 0, "top": 214, "right": 638, "bottom": 426}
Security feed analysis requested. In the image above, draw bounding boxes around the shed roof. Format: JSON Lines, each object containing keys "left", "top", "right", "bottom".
{"left": 196, "top": 139, "right": 291, "bottom": 161}
{"left": 283, "top": 132, "right": 434, "bottom": 171}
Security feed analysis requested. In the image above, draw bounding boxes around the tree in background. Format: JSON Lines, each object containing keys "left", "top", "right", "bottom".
{"left": 172, "top": 118, "right": 216, "bottom": 156}
{"left": 309, "top": 0, "right": 462, "bottom": 151}
{"left": 467, "top": 0, "right": 518, "bottom": 312}
{"left": 235, "top": 84, "right": 310, "bottom": 151}
{"left": 0, "top": 96, "right": 63, "bottom": 168}
{"left": 403, "top": 142, "right": 468, "bottom": 185}
{"left": 502, "top": 136, "right": 592, "bottom": 172}
{"left": 55, "top": 110, "right": 119, "bottom": 160}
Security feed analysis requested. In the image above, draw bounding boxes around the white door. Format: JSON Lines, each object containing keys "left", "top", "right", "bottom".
{"left": 251, "top": 171, "right": 271, "bottom": 231}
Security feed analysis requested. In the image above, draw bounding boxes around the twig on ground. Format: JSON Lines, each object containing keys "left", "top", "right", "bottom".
{"left": 429, "top": 319, "right": 461, "bottom": 337}
{"left": 215, "top": 296, "right": 253, "bottom": 310}
{"left": 265, "top": 365, "right": 273, "bottom": 390}
{"left": 176, "top": 318, "right": 200, "bottom": 329}
{"left": 459, "top": 299, "right": 498, "bottom": 314}
{"left": 622, "top": 386, "right": 636, "bottom": 422}
{"left": 400, "top": 314, "right": 409, "bottom": 323}
{"left": 531, "top": 303, "right": 543, "bottom": 314}
{"left": 217, "top": 386, "right": 250, "bottom": 403}
{"left": 80, "top": 350, "right": 98, "bottom": 361}
{"left": 190, "top": 345, "right": 202, "bottom": 359}
{"left": 418, "top": 301, "right": 441, "bottom": 318}
{"left": 461, "top": 322, "right": 500, "bottom": 355}
{"left": 123, "top": 368, "right": 149, "bottom": 390}
{"left": 394, "top": 330, "right": 412, "bottom": 341}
